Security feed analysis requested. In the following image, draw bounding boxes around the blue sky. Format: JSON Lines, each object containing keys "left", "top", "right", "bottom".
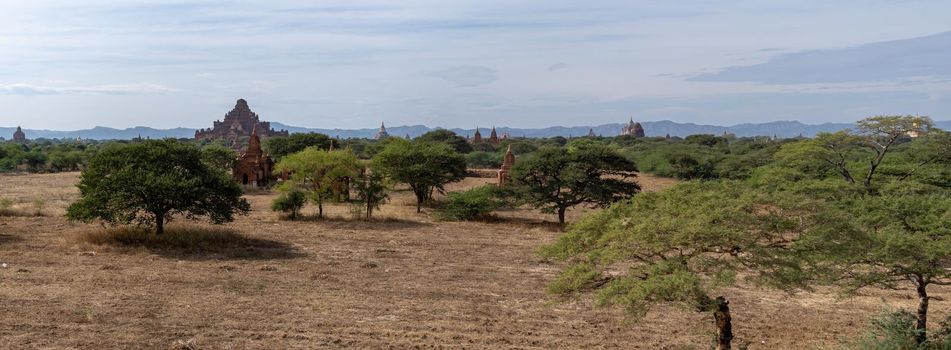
{"left": 1, "top": 0, "right": 950, "bottom": 130}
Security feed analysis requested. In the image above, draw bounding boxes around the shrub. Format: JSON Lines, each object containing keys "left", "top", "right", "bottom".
{"left": 32, "top": 199, "right": 46, "bottom": 216}
{"left": 0, "top": 197, "right": 14, "bottom": 216}
{"left": 271, "top": 188, "right": 307, "bottom": 219}
{"left": 848, "top": 309, "right": 951, "bottom": 349}
{"left": 436, "top": 185, "right": 509, "bottom": 221}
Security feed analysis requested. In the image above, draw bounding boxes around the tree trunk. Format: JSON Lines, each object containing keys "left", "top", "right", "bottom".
{"left": 416, "top": 197, "right": 422, "bottom": 213}
{"left": 557, "top": 207, "right": 566, "bottom": 224}
{"left": 916, "top": 280, "right": 929, "bottom": 344}
{"left": 318, "top": 198, "right": 324, "bottom": 218}
{"left": 713, "top": 296, "right": 733, "bottom": 350}
{"left": 155, "top": 214, "right": 165, "bottom": 235}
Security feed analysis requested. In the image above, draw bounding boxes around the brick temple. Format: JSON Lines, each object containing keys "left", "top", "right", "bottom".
{"left": 195, "top": 99, "right": 289, "bottom": 140}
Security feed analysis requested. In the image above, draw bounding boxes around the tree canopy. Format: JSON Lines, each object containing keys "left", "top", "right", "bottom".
{"left": 416, "top": 129, "right": 473, "bottom": 154}
{"left": 510, "top": 145, "right": 639, "bottom": 224}
{"left": 66, "top": 139, "right": 250, "bottom": 234}
{"left": 372, "top": 139, "right": 466, "bottom": 212}
{"left": 274, "top": 147, "right": 361, "bottom": 218}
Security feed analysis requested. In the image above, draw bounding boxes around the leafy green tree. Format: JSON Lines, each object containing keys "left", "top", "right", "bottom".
{"left": 66, "top": 140, "right": 250, "bottom": 234}
{"left": 23, "top": 151, "right": 47, "bottom": 172}
{"left": 351, "top": 170, "right": 389, "bottom": 219}
{"left": 784, "top": 181, "right": 951, "bottom": 345}
{"left": 372, "top": 139, "right": 466, "bottom": 213}
{"left": 510, "top": 145, "right": 639, "bottom": 224}
{"left": 684, "top": 134, "right": 727, "bottom": 147}
{"left": 416, "top": 129, "right": 473, "bottom": 154}
{"left": 265, "top": 133, "right": 331, "bottom": 160}
{"left": 542, "top": 182, "right": 796, "bottom": 350}
{"left": 668, "top": 152, "right": 715, "bottom": 180}
{"left": 773, "top": 115, "right": 933, "bottom": 192}
{"left": 465, "top": 151, "right": 502, "bottom": 168}
{"left": 274, "top": 148, "right": 361, "bottom": 218}
{"left": 200, "top": 144, "right": 238, "bottom": 172}
{"left": 47, "top": 150, "right": 85, "bottom": 172}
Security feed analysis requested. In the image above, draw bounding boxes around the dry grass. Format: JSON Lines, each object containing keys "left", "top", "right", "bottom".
{"left": 1, "top": 171, "right": 944, "bottom": 349}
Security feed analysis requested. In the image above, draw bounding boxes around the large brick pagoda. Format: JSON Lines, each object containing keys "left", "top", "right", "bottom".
{"left": 195, "top": 99, "right": 288, "bottom": 140}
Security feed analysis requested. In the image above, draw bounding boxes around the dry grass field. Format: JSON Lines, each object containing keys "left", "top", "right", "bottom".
{"left": 0, "top": 172, "right": 947, "bottom": 349}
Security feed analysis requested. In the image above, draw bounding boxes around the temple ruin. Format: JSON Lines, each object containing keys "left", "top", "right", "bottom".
{"left": 195, "top": 99, "right": 288, "bottom": 140}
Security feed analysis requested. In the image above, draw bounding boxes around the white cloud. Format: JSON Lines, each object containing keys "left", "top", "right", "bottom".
{"left": 0, "top": 82, "right": 175, "bottom": 95}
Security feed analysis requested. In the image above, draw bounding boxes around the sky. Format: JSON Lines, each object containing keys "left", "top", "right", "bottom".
{"left": 1, "top": 0, "right": 950, "bottom": 130}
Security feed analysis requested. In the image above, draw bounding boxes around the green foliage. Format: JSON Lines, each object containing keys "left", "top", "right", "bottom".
{"left": 849, "top": 310, "right": 951, "bottom": 350}
{"left": 684, "top": 134, "right": 727, "bottom": 147}
{"left": 264, "top": 133, "right": 331, "bottom": 160}
{"left": 351, "top": 170, "right": 390, "bottom": 219}
{"left": 271, "top": 188, "right": 307, "bottom": 219}
{"left": 511, "top": 145, "right": 639, "bottom": 224}
{"left": 274, "top": 147, "right": 361, "bottom": 218}
{"left": 372, "top": 139, "right": 466, "bottom": 213}
{"left": 436, "top": 185, "right": 509, "bottom": 221}
{"left": 66, "top": 139, "right": 250, "bottom": 234}
{"left": 466, "top": 151, "right": 502, "bottom": 168}
{"left": 416, "top": 129, "right": 473, "bottom": 154}
{"left": 200, "top": 144, "right": 238, "bottom": 172}
{"left": 542, "top": 181, "right": 793, "bottom": 317}
{"left": 668, "top": 152, "right": 715, "bottom": 180}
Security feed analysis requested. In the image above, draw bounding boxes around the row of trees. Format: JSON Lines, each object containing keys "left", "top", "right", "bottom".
{"left": 545, "top": 115, "right": 951, "bottom": 349}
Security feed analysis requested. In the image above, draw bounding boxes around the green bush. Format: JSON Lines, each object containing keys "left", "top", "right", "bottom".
{"left": 851, "top": 310, "right": 951, "bottom": 349}
{"left": 271, "top": 189, "right": 307, "bottom": 219}
{"left": 436, "top": 185, "right": 509, "bottom": 221}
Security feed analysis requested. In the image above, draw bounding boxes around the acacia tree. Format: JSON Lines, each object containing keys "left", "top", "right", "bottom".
{"left": 543, "top": 182, "right": 798, "bottom": 349}
{"left": 66, "top": 139, "right": 250, "bottom": 234}
{"left": 764, "top": 120, "right": 951, "bottom": 345}
{"left": 786, "top": 182, "right": 951, "bottom": 345}
{"left": 274, "top": 147, "right": 361, "bottom": 218}
{"left": 773, "top": 115, "right": 933, "bottom": 192}
{"left": 510, "top": 145, "right": 639, "bottom": 224}
{"left": 351, "top": 169, "right": 389, "bottom": 219}
{"left": 372, "top": 139, "right": 466, "bottom": 213}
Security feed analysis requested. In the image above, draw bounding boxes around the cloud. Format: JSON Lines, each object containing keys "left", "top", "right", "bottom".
{"left": 430, "top": 66, "right": 498, "bottom": 87}
{"left": 0, "top": 83, "right": 175, "bottom": 95}
{"left": 691, "top": 31, "right": 951, "bottom": 84}
{"left": 548, "top": 63, "right": 567, "bottom": 71}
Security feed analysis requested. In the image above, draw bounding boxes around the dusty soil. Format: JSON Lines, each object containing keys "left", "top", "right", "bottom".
{"left": 0, "top": 172, "right": 945, "bottom": 349}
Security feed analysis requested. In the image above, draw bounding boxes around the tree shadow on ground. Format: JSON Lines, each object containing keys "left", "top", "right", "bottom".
{"left": 281, "top": 215, "right": 432, "bottom": 231}
{"left": 76, "top": 226, "right": 305, "bottom": 261}
{"left": 479, "top": 216, "right": 566, "bottom": 232}
{"left": 0, "top": 233, "right": 23, "bottom": 245}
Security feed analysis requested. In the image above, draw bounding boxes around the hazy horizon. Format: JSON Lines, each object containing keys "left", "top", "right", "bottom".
{"left": 2, "top": 1, "right": 950, "bottom": 130}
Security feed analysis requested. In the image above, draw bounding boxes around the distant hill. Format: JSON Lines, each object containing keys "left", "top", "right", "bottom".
{"left": 3, "top": 120, "right": 950, "bottom": 141}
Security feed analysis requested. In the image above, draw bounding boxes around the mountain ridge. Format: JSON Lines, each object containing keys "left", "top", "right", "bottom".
{"left": 2, "top": 120, "right": 949, "bottom": 141}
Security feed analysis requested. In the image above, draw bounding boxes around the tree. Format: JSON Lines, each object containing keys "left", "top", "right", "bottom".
{"left": 23, "top": 151, "right": 47, "bottom": 172}
{"left": 351, "top": 170, "right": 389, "bottom": 219}
{"left": 773, "top": 115, "right": 933, "bottom": 192}
{"left": 200, "top": 144, "right": 238, "bottom": 172}
{"left": 510, "top": 145, "right": 639, "bottom": 224}
{"left": 66, "top": 139, "right": 250, "bottom": 234}
{"left": 265, "top": 133, "right": 332, "bottom": 160}
{"left": 784, "top": 181, "right": 951, "bottom": 345}
{"left": 372, "top": 139, "right": 466, "bottom": 213}
{"left": 416, "top": 129, "right": 473, "bottom": 154}
{"left": 274, "top": 147, "right": 361, "bottom": 218}
{"left": 854, "top": 115, "right": 933, "bottom": 190}
{"left": 542, "top": 182, "right": 797, "bottom": 350}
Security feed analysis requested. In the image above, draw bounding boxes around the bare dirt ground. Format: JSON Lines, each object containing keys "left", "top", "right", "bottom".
{"left": 0, "top": 172, "right": 946, "bottom": 349}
